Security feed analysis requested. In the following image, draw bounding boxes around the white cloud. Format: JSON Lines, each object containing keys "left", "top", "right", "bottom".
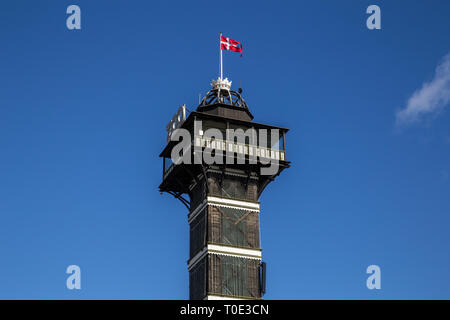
{"left": 396, "top": 53, "right": 450, "bottom": 126}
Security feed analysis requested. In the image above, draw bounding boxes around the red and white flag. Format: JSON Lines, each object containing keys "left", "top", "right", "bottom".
{"left": 220, "top": 35, "right": 243, "bottom": 57}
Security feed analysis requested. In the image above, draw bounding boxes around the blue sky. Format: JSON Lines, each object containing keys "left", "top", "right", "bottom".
{"left": 1, "top": 0, "right": 450, "bottom": 299}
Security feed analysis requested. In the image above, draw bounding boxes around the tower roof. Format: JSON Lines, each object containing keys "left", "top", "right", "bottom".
{"left": 197, "top": 77, "right": 254, "bottom": 120}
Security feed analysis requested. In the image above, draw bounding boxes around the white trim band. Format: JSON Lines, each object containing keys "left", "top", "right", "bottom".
{"left": 188, "top": 196, "right": 260, "bottom": 223}
{"left": 207, "top": 196, "right": 260, "bottom": 211}
{"left": 188, "top": 244, "right": 262, "bottom": 270}
{"left": 205, "top": 295, "right": 244, "bottom": 300}
{"left": 208, "top": 244, "right": 261, "bottom": 259}
{"left": 188, "top": 200, "right": 207, "bottom": 223}
{"left": 188, "top": 247, "right": 208, "bottom": 271}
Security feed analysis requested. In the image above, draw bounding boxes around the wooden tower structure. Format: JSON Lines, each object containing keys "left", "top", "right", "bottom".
{"left": 159, "top": 77, "right": 290, "bottom": 299}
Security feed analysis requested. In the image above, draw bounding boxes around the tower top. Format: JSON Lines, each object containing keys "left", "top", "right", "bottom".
{"left": 197, "top": 77, "right": 252, "bottom": 120}
{"left": 211, "top": 77, "right": 232, "bottom": 90}
{"left": 199, "top": 78, "right": 247, "bottom": 108}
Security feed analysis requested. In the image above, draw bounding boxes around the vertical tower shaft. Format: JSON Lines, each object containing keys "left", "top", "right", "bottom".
{"left": 188, "top": 169, "right": 262, "bottom": 299}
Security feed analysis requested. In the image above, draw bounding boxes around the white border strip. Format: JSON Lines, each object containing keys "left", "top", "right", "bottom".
{"left": 188, "top": 247, "right": 208, "bottom": 271}
{"left": 209, "top": 203, "right": 259, "bottom": 212}
{"left": 208, "top": 244, "right": 261, "bottom": 259}
{"left": 207, "top": 196, "right": 260, "bottom": 211}
{"left": 188, "top": 196, "right": 260, "bottom": 223}
{"left": 188, "top": 244, "right": 262, "bottom": 270}
{"left": 187, "top": 200, "right": 207, "bottom": 223}
{"left": 205, "top": 295, "right": 243, "bottom": 300}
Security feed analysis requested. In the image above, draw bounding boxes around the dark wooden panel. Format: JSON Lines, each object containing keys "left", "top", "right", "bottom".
{"left": 189, "top": 256, "right": 207, "bottom": 300}
{"left": 208, "top": 254, "right": 260, "bottom": 298}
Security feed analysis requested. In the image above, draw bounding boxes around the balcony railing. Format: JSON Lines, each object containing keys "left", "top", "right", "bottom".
{"left": 162, "top": 136, "right": 286, "bottom": 180}
{"left": 194, "top": 136, "right": 286, "bottom": 161}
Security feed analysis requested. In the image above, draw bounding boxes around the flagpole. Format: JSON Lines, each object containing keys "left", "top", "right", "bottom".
{"left": 220, "top": 32, "right": 223, "bottom": 80}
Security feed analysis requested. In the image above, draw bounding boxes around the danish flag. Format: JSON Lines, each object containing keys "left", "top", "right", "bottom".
{"left": 220, "top": 35, "right": 243, "bottom": 57}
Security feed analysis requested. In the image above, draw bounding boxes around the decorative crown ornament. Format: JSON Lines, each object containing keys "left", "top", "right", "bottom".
{"left": 211, "top": 77, "right": 232, "bottom": 90}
